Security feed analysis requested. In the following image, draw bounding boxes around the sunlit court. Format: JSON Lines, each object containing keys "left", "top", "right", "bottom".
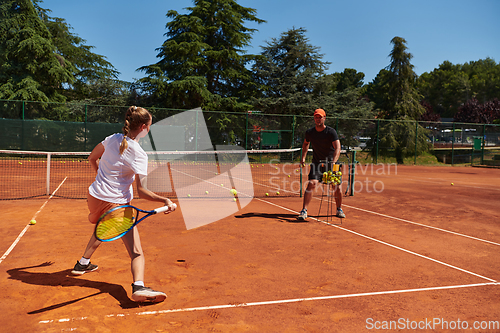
{"left": 1, "top": 157, "right": 499, "bottom": 331}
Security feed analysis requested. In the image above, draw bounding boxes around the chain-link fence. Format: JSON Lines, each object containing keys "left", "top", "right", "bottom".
{"left": 1, "top": 99, "right": 499, "bottom": 167}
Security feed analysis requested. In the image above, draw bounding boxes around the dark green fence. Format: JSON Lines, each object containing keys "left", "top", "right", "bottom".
{"left": 1, "top": 100, "right": 499, "bottom": 167}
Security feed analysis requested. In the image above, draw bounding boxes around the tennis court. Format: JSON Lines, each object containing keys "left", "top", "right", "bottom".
{"left": 1, "top": 164, "right": 499, "bottom": 332}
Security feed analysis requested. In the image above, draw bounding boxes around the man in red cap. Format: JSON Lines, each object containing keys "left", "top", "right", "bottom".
{"left": 297, "top": 108, "right": 345, "bottom": 220}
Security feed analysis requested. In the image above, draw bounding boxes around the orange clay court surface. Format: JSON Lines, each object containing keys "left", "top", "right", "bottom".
{"left": 1, "top": 165, "right": 499, "bottom": 332}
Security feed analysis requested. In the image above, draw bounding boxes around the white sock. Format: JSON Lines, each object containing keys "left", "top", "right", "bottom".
{"left": 79, "top": 257, "right": 90, "bottom": 266}
{"left": 133, "top": 281, "right": 145, "bottom": 287}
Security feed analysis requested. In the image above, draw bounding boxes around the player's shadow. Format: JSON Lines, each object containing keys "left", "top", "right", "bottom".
{"left": 235, "top": 212, "right": 338, "bottom": 223}
{"left": 7, "top": 262, "right": 153, "bottom": 314}
{"left": 235, "top": 212, "right": 305, "bottom": 223}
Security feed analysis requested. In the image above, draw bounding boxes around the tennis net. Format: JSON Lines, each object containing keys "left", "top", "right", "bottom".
{"left": 0, "top": 148, "right": 311, "bottom": 200}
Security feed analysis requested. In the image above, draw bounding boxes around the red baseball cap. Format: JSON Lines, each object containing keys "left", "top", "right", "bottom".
{"left": 314, "top": 109, "right": 326, "bottom": 117}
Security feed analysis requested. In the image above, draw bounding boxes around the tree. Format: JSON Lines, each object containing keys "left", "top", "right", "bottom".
{"left": 368, "top": 37, "right": 427, "bottom": 164}
{"left": 453, "top": 98, "right": 500, "bottom": 124}
{"left": 41, "top": 11, "right": 120, "bottom": 101}
{"left": 326, "top": 68, "right": 365, "bottom": 92}
{"left": 0, "top": 0, "right": 73, "bottom": 102}
{"left": 137, "top": 0, "right": 264, "bottom": 110}
{"left": 0, "top": 0, "right": 121, "bottom": 104}
{"left": 419, "top": 101, "right": 441, "bottom": 122}
{"left": 251, "top": 27, "right": 332, "bottom": 115}
{"left": 417, "top": 58, "right": 500, "bottom": 117}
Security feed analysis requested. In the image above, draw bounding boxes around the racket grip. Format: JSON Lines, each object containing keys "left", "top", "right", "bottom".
{"left": 155, "top": 204, "right": 176, "bottom": 214}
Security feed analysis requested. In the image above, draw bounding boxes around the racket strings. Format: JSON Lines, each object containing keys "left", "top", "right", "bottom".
{"left": 96, "top": 208, "right": 136, "bottom": 240}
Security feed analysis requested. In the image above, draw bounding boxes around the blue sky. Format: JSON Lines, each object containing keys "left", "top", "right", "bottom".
{"left": 41, "top": 0, "right": 499, "bottom": 84}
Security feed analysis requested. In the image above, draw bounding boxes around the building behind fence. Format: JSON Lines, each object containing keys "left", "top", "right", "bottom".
{"left": 1, "top": 100, "right": 499, "bottom": 167}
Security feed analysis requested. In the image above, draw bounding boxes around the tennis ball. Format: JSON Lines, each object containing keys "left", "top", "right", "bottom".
{"left": 276, "top": 191, "right": 280, "bottom": 195}
{"left": 205, "top": 191, "right": 209, "bottom": 194}
{"left": 29, "top": 219, "right": 36, "bottom": 225}
{"left": 265, "top": 193, "right": 269, "bottom": 196}
{"left": 187, "top": 194, "right": 191, "bottom": 197}
{"left": 18, "top": 162, "right": 22, "bottom": 165}
{"left": 230, "top": 189, "right": 237, "bottom": 195}
{"left": 451, "top": 183, "right": 454, "bottom": 186}
{"left": 288, "top": 175, "right": 291, "bottom": 178}
{"left": 233, "top": 198, "right": 237, "bottom": 201}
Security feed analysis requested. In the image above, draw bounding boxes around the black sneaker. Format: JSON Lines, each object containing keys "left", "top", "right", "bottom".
{"left": 131, "top": 284, "right": 167, "bottom": 303}
{"left": 71, "top": 261, "right": 98, "bottom": 275}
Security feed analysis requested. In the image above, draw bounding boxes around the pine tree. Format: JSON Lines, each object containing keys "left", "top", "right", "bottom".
{"left": 368, "top": 37, "right": 428, "bottom": 164}
{"left": 251, "top": 27, "right": 331, "bottom": 115}
{"left": 0, "top": 0, "right": 120, "bottom": 103}
{"left": 0, "top": 0, "right": 73, "bottom": 102}
{"left": 137, "top": 0, "right": 264, "bottom": 110}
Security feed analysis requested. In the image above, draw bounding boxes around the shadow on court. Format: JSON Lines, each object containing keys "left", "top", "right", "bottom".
{"left": 6, "top": 262, "right": 152, "bottom": 313}
{"left": 235, "top": 212, "right": 342, "bottom": 224}
{"left": 235, "top": 212, "right": 301, "bottom": 223}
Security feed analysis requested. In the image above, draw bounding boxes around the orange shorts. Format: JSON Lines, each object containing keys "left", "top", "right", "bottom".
{"left": 87, "top": 191, "right": 128, "bottom": 224}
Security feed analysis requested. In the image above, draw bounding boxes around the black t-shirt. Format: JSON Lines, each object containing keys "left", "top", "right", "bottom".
{"left": 305, "top": 126, "right": 339, "bottom": 163}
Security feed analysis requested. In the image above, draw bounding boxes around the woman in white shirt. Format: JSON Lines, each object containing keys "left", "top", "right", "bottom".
{"left": 71, "top": 106, "right": 176, "bottom": 303}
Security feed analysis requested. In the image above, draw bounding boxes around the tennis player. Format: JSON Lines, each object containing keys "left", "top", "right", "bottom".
{"left": 297, "top": 108, "right": 345, "bottom": 221}
{"left": 71, "top": 106, "right": 176, "bottom": 303}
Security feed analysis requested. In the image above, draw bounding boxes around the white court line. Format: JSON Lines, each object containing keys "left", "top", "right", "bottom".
{"left": 0, "top": 178, "right": 67, "bottom": 265}
{"left": 342, "top": 204, "right": 500, "bottom": 247}
{"left": 39, "top": 282, "right": 498, "bottom": 324}
{"left": 38, "top": 196, "right": 499, "bottom": 326}
{"left": 356, "top": 172, "right": 500, "bottom": 191}
{"left": 256, "top": 198, "right": 498, "bottom": 283}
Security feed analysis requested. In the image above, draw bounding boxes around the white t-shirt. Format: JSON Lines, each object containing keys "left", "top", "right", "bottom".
{"left": 89, "top": 133, "right": 148, "bottom": 204}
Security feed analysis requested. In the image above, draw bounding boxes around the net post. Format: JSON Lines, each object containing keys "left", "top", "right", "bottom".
{"left": 46, "top": 153, "right": 51, "bottom": 196}
{"left": 300, "top": 148, "right": 303, "bottom": 198}
{"left": 349, "top": 151, "right": 356, "bottom": 196}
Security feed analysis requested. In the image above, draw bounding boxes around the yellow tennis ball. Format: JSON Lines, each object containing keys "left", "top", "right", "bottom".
{"left": 29, "top": 219, "right": 36, "bottom": 225}
{"left": 265, "top": 193, "right": 269, "bottom": 196}
{"left": 18, "top": 162, "right": 22, "bottom": 165}
{"left": 276, "top": 191, "right": 280, "bottom": 195}
{"left": 233, "top": 198, "right": 237, "bottom": 201}
{"left": 288, "top": 175, "right": 291, "bottom": 178}
{"left": 205, "top": 191, "right": 209, "bottom": 194}
{"left": 451, "top": 183, "right": 454, "bottom": 186}
{"left": 187, "top": 194, "right": 191, "bottom": 197}
{"left": 230, "top": 189, "right": 237, "bottom": 195}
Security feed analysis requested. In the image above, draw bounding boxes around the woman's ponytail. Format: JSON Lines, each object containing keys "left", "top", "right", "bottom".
{"left": 119, "top": 106, "right": 151, "bottom": 154}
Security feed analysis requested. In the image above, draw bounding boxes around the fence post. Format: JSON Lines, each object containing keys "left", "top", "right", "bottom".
{"left": 414, "top": 121, "right": 418, "bottom": 165}
{"left": 481, "top": 124, "right": 486, "bottom": 165}
{"left": 375, "top": 120, "right": 379, "bottom": 164}
{"left": 451, "top": 123, "right": 455, "bottom": 166}
{"left": 245, "top": 111, "right": 249, "bottom": 150}
{"left": 84, "top": 104, "right": 88, "bottom": 151}
{"left": 21, "top": 101, "right": 25, "bottom": 150}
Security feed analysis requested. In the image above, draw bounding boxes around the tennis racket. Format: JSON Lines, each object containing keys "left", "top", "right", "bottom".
{"left": 94, "top": 204, "right": 176, "bottom": 242}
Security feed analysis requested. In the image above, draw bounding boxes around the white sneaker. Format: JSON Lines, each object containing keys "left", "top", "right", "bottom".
{"left": 297, "top": 209, "right": 307, "bottom": 221}
{"left": 336, "top": 208, "right": 346, "bottom": 218}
